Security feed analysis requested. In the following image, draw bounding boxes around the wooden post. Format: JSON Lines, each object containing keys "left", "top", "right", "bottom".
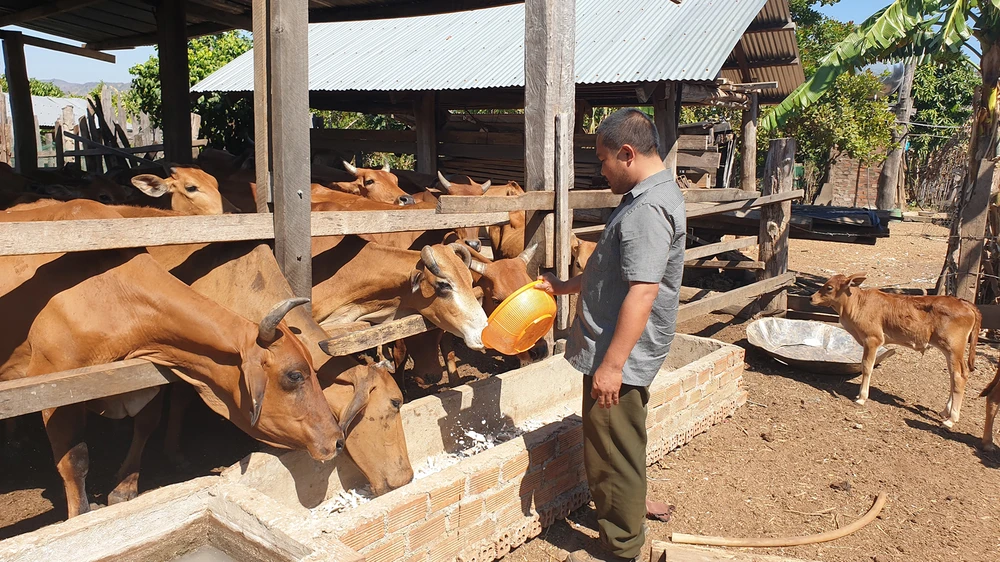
{"left": 414, "top": 91, "right": 437, "bottom": 175}
{"left": 78, "top": 115, "right": 100, "bottom": 172}
{"left": 156, "top": 0, "right": 192, "bottom": 164}
{"left": 54, "top": 120, "right": 64, "bottom": 167}
{"left": 654, "top": 82, "right": 680, "bottom": 179}
{"left": 740, "top": 91, "right": 758, "bottom": 191}
{"left": 0, "top": 92, "right": 10, "bottom": 165}
{"left": 267, "top": 0, "right": 312, "bottom": 300}
{"left": 757, "top": 139, "right": 796, "bottom": 315}
{"left": 252, "top": 0, "right": 273, "bottom": 212}
{"left": 32, "top": 114, "right": 41, "bottom": 165}
{"left": 2, "top": 32, "right": 36, "bottom": 172}
{"left": 523, "top": 0, "right": 575, "bottom": 275}
{"left": 554, "top": 113, "right": 572, "bottom": 331}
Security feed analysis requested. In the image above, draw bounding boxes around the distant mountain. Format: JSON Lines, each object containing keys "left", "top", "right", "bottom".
{"left": 37, "top": 79, "right": 131, "bottom": 97}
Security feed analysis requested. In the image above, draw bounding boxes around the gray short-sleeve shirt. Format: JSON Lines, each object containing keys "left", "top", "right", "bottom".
{"left": 565, "top": 169, "right": 686, "bottom": 387}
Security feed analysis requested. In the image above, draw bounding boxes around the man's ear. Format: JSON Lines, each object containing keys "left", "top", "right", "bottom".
{"left": 618, "top": 144, "right": 636, "bottom": 164}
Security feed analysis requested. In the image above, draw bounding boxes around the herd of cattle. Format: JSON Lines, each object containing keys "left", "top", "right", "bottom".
{"left": 0, "top": 151, "right": 598, "bottom": 521}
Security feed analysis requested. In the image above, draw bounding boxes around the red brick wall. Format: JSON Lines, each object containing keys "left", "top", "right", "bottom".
{"left": 333, "top": 345, "right": 748, "bottom": 562}
{"left": 825, "top": 155, "right": 884, "bottom": 208}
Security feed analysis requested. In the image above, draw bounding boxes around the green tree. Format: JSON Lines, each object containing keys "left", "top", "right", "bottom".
{"left": 126, "top": 31, "right": 254, "bottom": 152}
{"left": 0, "top": 76, "right": 66, "bottom": 96}
{"left": 761, "top": 0, "right": 1000, "bottom": 300}
{"left": 908, "top": 53, "right": 979, "bottom": 160}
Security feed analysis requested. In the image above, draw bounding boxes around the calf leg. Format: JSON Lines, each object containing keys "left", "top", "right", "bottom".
{"left": 163, "top": 384, "right": 195, "bottom": 468}
{"left": 856, "top": 339, "right": 881, "bottom": 405}
{"left": 109, "top": 391, "right": 163, "bottom": 504}
{"left": 42, "top": 404, "right": 90, "bottom": 518}
{"left": 942, "top": 349, "right": 969, "bottom": 429}
{"left": 984, "top": 391, "right": 1000, "bottom": 452}
{"left": 440, "top": 333, "right": 457, "bottom": 380}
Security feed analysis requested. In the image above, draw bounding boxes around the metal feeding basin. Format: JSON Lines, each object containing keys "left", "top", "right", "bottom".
{"left": 746, "top": 318, "right": 895, "bottom": 376}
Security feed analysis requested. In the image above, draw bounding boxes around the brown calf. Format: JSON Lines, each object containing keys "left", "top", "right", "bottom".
{"left": 981, "top": 366, "right": 1000, "bottom": 451}
{"left": 811, "top": 273, "right": 981, "bottom": 428}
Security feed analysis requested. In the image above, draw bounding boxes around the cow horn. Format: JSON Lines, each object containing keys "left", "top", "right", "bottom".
{"left": 480, "top": 179, "right": 492, "bottom": 193}
{"left": 259, "top": 297, "right": 310, "bottom": 343}
{"left": 468, "top": 259, "right": 488, "bottom": 275}
{"left": 420, "top": 246, "right": 443, "bottom": 277}
{"left": 519, "top": 242, "right": 539, "bottom": 265}
{"left": 342, "top": 160, "right": 359, "bottom": 177}
{"left": 339, "top": 367, "right": 377, "bottom": 434}
{"left": 449, "top": 243, "right": 472, "bottom": 267}
{"left": 382, "top": 161, "right": 391, "bottom": 173}
{"left": 436, "top": 170, "right": 452, "bottom": 193}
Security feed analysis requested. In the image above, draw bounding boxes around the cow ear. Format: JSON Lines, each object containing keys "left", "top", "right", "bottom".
{"left": 337, "top": 365, "right": 377, "bottom": 433}
{"left": 848, "top": 274, "right": 867, "bottom": 287}
{"left": 410, "top": 270, "right": 424, "bottom": 293}
{"left": 131, "top": 174, "right": 171, "bottom": 197}
{"left": 241, "top": 359, "right": 268, "bottom": 427}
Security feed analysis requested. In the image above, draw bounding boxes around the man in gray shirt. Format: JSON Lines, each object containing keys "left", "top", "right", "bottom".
{"left": 538, "top": 108, "right": 686, "bottom": 562}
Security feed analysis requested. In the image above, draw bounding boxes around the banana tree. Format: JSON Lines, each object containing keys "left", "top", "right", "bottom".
{"left": 762, "top": 0, "right": 999, "bottom": 302}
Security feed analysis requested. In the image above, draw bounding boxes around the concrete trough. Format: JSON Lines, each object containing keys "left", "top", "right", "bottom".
{"left": 0, "top": 334, "right": 745, "bottom": 561}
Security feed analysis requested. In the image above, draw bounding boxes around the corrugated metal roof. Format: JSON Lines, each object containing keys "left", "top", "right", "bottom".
{"left": 3, "top": 94, "right": 90, "bottom": 127}
{"left": 194, "top": 0, "right": 771, "bottom": 93}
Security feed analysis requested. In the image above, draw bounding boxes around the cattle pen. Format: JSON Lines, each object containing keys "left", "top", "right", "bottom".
{"left": 0, "top": 0, "right": 803, "bottom": 560}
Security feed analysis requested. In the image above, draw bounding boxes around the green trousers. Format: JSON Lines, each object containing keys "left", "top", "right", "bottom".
{"left": 582, "top": 375, "right": 650, "bottom": 559}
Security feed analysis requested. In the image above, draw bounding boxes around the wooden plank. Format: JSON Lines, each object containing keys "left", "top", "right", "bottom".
{"left": 415, "top": 91, "right": 437, "bottom": 175}
{"left": 787, "top": 310, "right": 840, "bottom": 323}
{"left": 269, "top": 0, "right": 312, "bottom": 300}
{"left": 156, "top": 0, "right": 192, "bottom": 164}
{"left": 677, "top": 150, "right": 722, "bottom": 171}
{"left": 311, "top": 129, "right": 415, "bottom": 143}
{"left": 54, "top": 121, "right": 64, "bottom": 167}
{"left": 14, "top": 32, "right": 114, "bottom": 63}
{"left": 683, "top": 189, "right": 760, "bottom": 203}
{"left": 683, "top": 237, "right": 758, "bottom": 261}
{"left": 758, "top": 139, "right": 796, "bottom": 314}
{"left": 252, "top": 0, "right": 272, "bottom": 212}
{"left": 2, "top": 32, "right": 36, "bottom": 172}
{"left": 554, "top": 113, "right": 572, "bottom": 331}
{"left": 655, "top": 82, "right": 680, "bottom": 176}
{"left": 677, "top": 273, "right": 795, "bottom": 323}
{"left": 0, "top": 0, "right": 103, "bottom": 27}
{"left": 686, "top": 190, "right": 804, "bottom": 218}
{"left": 650, "top": 540, "right": 819, "bottom": 562}
{"left": 0, "top": 210, "right": 510, "bottom": 256}
{"left": 78, "top": 115, "right": 100, "bottom": 172}
{"left": 320, "top": 315, "right": 434, "bottom": 356}
{"left": 740, "top": 92, "right": 758, "bottom": 191}
{"left": 0, "top": 360, "right": 178, "bottom": 420}
{"left": 439, "top": 188, "right": 762, "bottom": 213}
{"left": 684, "top": 259, "right": 764, "bottom": 270}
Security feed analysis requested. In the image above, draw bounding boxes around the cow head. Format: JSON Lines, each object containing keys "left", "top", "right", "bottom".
{"left": 811, "top": 273, "right": 867, "bottom": 310}
{"left": 238, "top": 298, "right": 345, "bottom": 462}
{"left": 571, "top": 234, "right": 597, "bottom": 276}
{"left": 335, "top": 161, "right": 412, "bottom": 206}
{"left": 484, "top": 181, "right": 527, "bottom": 260}
{"left": 322, "top": 363, "right": 413, "bottom": 495}
{"left": 408, "top": 244, "right": 489, "bottom": 350}
{"left": 468, "top": 242, "right": 538, "bottom": 316}
{"left": 436, "top": 171, "right": 492, "bottom": 196}
{"left": 131, "top": 166, "right": 225, "bottom": 215}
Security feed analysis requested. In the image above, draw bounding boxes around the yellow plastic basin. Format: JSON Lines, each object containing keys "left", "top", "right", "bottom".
{"left": 481, "top": 281, "right": 556, "bottom": 355}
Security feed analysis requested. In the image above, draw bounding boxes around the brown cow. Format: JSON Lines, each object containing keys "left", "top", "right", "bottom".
{"left": 571, "top": 233, "right": 598, "bottom": 276}
{"left": 130, "top": 166, "right": 226, "bottom": 215}
{"left": 330, "top": 161, "right": 412, "bottom": 206}
{"left": 0, "top": 201, "right": 343, "bottom": 518}
{"left": 811, "top": 273, "right": 981, "bottom": 427}
{"left": 981, "top": 365, "right": 1000, "bottom": 451}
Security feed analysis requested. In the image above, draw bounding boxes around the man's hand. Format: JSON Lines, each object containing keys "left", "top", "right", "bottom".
{"left": 535, "top": 273, "right": 562, "bottom": 295}
{"left": 592, "top": 362, "right": 623, "bottom": 408}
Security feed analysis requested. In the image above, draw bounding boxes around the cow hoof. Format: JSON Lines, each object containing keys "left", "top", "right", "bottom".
{"left": 983, "top": 442, "right": 997, "bottom": 453}
{"left": 941, "top": 419, "right": 955, "bottom": 430}
{"left": 108, "top": 488, "right": 137, "bottom": 505}
{"left": 854, "top": 397, "right": 866, "bottom": 406}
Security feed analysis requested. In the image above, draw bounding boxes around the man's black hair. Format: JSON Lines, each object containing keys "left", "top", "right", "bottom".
{"left": 595, "top": 108, "right": 660, "bottom": 156}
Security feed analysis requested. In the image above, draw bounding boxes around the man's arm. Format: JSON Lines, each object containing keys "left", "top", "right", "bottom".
{"left": 590, "top": 281, "right": 658, "bottom": 408}
{"left": 536, "top": 272, "right": 583, "bottom": 295}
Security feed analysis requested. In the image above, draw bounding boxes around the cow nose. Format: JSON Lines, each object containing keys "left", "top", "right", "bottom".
{"left": 465, "top": 239, "right": 482, "bottom": 251}
{"left": 397, "top": 195, "right": 416, "bottom": 206}
{"left": 335, "top": 438, "right": 345, "bottom": 452}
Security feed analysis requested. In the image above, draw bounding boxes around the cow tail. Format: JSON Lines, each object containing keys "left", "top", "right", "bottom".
{"left": 969, "top": 306, "right": 982, "bottom": 372}
{"left": 981, "top": 363, "right": 1000, "bottom": 398}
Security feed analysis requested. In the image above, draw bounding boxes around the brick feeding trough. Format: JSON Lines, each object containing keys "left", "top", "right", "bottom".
{"left": 0, "top": 334, "right": 745, "bottom": 561}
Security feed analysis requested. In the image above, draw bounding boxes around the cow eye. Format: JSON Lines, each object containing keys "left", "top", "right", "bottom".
{"left": 436, "top": 281, "right": 452, "bottom": 295}
{"left": 364, "top": 179, "right": 375, "bottom": 186}
{"left": 185, "top": 185, "right": 198, "bottom": 193}
{"left": 390, "top": 398, "right": 402, "bottom": 411}
{"left": 286, "top": 370, "right": 305, "bottom": 383}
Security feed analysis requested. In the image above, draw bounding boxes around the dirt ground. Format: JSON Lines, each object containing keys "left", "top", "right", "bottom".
{"left": 507, "top": 221, "right": 1000, "bottom": 562}
{"left": 4, "top": 222, "right": 999, "bottom": 562}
